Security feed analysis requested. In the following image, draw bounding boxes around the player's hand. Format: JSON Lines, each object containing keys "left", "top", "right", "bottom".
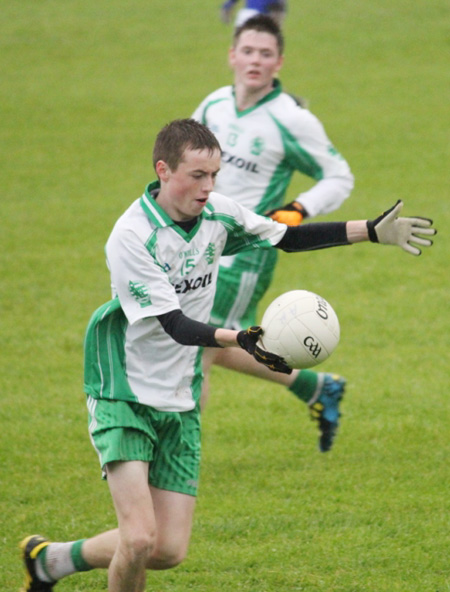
{"left": 253, "top": 345, "right": 293, "bottom": 374}
{"left": 367, "top": 200, "right": 436, "bottom": 256}
{"left": 266, "top": 201, "right": 307, "bottom": 226}
{"left": 237, "top": 326, "right": 292, "bottom": 374}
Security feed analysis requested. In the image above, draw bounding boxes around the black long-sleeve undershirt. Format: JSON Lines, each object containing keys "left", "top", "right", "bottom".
{"left": 275, "top": 222, "right": 350, "bottom": 252}
{"left": 157, "top": 309, "right": 220, "bottom": 347}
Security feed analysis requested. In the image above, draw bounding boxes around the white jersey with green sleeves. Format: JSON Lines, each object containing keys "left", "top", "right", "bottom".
{"left": 83, "top": 182, "right": 287, "bottom": 412}
{"left": 191, "top": 80, "right": 353, "bottom": 218}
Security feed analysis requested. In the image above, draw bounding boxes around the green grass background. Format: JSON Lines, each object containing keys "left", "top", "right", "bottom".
{"left": 1, "top": 0, "right": 449, "bottom": 590}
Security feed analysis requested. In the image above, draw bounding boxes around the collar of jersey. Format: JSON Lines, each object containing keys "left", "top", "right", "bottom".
{"left": 232, "top": 79, "right": 282, "bottom": 117}
{"left": 140, "top": 181, "right": 215, "bottom": 241}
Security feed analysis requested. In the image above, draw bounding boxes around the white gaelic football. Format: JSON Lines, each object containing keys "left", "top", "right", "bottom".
{"left": 259, "top": 290, "right": 340, "bottom": 369}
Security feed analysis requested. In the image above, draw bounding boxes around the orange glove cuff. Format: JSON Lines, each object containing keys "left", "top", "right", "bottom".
{"left": 270, "top": 210, "right": 304, "bottom": 226}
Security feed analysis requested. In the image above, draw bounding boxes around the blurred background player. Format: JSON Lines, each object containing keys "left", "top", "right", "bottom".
{"left": 220, "top": 0, "right": 287, "bottom": 28}
{"left": 193, "top": 15, "right": 354, "bottom": 451}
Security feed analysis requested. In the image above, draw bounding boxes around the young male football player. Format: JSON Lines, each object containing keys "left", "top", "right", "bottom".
{"left": 192, "top": 15, "right": 355, "bottom": 451}
{"left": 19, "top": 119, "right": 435, "bottom": 592}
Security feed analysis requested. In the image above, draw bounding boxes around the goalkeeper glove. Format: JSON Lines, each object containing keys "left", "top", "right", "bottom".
{"left": 366, "top": 200, "right": 436, "bottom": 256}
{"left": 237, "top": 326, "right": 292, "bottom": 374}
{"left": 266, "top": 201, "right": 307, "bottom": 226}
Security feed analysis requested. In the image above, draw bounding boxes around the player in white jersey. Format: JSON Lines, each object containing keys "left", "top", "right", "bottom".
{"left": 19, "top": 119, "right": 435, "bottom": 592}
{"left": 192, "top": 14, "right": 355, "bottom": 450}
{"left": 85, "top": 181, "right": 288, "bottom": 413}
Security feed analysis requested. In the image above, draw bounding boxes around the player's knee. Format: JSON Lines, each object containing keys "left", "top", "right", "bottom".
{"left": 150, "top": 541, "right": 188, "bottom": 569}
{"left": 159, "top": 549, "right": 186, "bottom": 569}
{"left": 120, "top": 531, "right": 157, "bottom": 565}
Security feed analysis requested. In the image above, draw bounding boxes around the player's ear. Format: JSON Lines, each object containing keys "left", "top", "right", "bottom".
{"left": 275, "top": 53, "right": 284, "bottom": 73}
{"left": 155, "top": 160, "right": 170, "bottom": 181}
{"left": 228, "top": 45, "right": 236, "bottom": 68}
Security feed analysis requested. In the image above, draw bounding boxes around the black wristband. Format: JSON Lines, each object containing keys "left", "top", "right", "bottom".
{"left": 366, "top": 220, "right": 379, "bottom": 242}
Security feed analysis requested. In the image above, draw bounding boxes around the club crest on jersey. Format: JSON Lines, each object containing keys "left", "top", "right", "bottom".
{"left": 250, "top": 137, "right": 264, "bottom": 155}
{"left": 129, "top": 281, "right": 152, "bottom": 307}
{"left": 204, "top": 242, "right": 216, "bottom": 264}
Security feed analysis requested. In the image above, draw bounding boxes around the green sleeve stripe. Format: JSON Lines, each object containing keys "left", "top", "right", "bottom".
{"left": 257, "top": 163, "right": 293, "bottom": 215}
{"left": 145, "top": 230, "right": 158, "bottom": 257}
{"left": 205, "top": 211, "right": 273, "bottom": 255}
{"left": 145, "top": 230, "right": 168, "bottom": 270}
{"left": 269, "top": 113, "right": 324, "bottom": 180}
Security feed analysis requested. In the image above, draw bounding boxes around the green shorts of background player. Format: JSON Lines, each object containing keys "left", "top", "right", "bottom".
{"left": 210, "top": 249, "right": 278, "bottom": 330}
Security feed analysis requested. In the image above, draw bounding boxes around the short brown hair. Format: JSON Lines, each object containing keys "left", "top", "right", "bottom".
{"left": 233, "top": 14, "right": 284, "bottom": 55}
{"left": 153, "top": 119, "right": 221, "bottom": 172}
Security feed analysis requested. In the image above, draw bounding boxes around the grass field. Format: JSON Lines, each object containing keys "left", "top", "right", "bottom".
{"left": 1, "top": 1, "right": 449, "bottom": 590}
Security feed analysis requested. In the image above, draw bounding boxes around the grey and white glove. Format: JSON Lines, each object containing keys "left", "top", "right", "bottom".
{"left": 367, "top": 200, "right": 436, "bottom": 256}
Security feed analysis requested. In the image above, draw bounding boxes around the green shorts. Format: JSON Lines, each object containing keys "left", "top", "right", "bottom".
{"left": 210, "top": 248, "right": 278, "bottom": 330}
{"left": 87, "top": 396, "right": 201, "bottom": 496}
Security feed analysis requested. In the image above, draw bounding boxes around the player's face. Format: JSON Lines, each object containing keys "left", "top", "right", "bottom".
{"left": 156, "top": 148, "right": 221, "bottom": 221}
{"left": 229, "top": 30, "right": 283, "bottom": 94}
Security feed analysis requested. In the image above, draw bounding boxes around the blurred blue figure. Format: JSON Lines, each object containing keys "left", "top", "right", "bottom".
{"left": 220, "top": 0, "right": 287, "bottom": 27}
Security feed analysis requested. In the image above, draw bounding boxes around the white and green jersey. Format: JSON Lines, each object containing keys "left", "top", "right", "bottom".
{"left": 83, "top": 181, "right": 286, "bottom": 412}
{"left": 192, "top": 80, "right": 354, "bottom": 218}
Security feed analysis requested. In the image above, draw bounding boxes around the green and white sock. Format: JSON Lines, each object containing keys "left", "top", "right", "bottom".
{"left": 36, "top": 540, "right": 92, "bottom": 582}
{"left": 288, "top": 370, "right": 322, "bottom": 404}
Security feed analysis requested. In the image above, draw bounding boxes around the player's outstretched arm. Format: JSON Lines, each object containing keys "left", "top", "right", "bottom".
{"left": 364, "top": 200, "right": 436, "bottom": 255}
{"left": 276, "top": 201, "right": 436, "bottom": 255}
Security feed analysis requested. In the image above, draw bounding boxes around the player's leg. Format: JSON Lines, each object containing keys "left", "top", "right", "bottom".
{"left": 19, "top": 534, "right": 93, "bottom": 592}
{"left": 105, "top": 460, "right": 156, "bottom": 592}
{"left": 79, "top": 529, "right": 118, "bottom": 568}
{"left": 213, "top": 345, "right": 294, "bottom": 385}
{"left": 85, "top": 489, "right": 196, "bottom": 576}
{"left": 147, "top": 486, "right": 196, "bottom": 569}
{"left": 213, "top": 346, "right": 345, "bottom": 451}
{"left": 19, "top": 463, "right": 156, "bottom": 592}
{"left": 20, "top": 409, "right": 199, "bottom": 591}
{"left": 145, "top": 405, "right": 199, "bottom": 568}
{"left": 201, "top": 346, "right": 222, "bottom": 409}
